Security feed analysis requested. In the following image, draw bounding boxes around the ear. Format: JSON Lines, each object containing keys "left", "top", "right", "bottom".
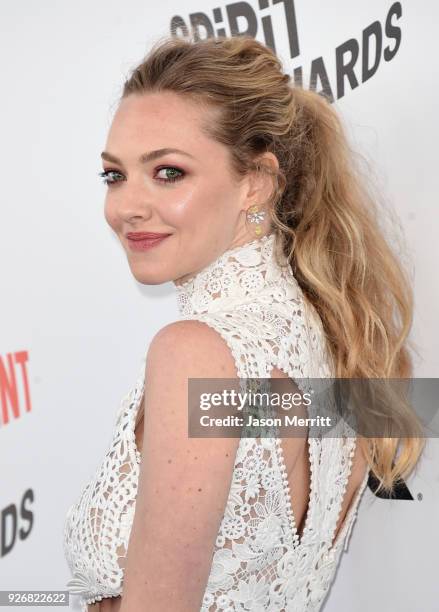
{"left": 243, "top": 151, "right": 279, "bottom": 212}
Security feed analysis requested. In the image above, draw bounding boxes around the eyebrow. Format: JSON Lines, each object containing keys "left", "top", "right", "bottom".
{"left": 100, "top": 148, "right": 196, "bottom": 165}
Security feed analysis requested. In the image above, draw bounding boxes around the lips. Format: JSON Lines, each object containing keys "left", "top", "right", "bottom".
{"left": 125, "top": 232, "right": 171, "bottom": 252}
{"left": 126, "top": 232, "right": 171, "bottom": 240}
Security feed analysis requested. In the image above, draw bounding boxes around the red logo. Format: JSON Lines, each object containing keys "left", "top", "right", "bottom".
{"left": 0, "top": 351, "right": 31, "bottom": 427}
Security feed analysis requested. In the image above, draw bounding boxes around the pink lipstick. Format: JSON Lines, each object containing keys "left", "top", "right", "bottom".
{"left": 125, "top": 232, "right": 171, "bottom": 252}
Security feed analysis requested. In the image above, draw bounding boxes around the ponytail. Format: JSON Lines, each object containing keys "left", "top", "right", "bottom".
{"left": 122, "top": 33, "right": 425, "bottom": 495}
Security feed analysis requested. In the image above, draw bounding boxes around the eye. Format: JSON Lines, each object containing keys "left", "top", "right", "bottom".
{"left": 98, "top": 169, "right": 125, "bottom": 185}
{"left": 155, "top": 166, "right": 185, "bottom": 184}
{"left": 98, "top": 165, "right": 185, "bottom": 187}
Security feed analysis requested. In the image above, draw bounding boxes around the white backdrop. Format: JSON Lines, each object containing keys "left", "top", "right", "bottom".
{"left": 0, "top": 1, "right": 438, "bottom": 611}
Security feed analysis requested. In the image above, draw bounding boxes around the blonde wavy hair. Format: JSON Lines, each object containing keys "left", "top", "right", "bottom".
{"left": 121, "top": 34, "right": 425, "bottom": 495}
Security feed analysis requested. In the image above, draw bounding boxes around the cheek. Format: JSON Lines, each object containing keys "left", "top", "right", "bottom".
{"left": 165, "top": 181, "right": 235, "bottom": 227}
{"left": 161, "top": 186, "right": 204, "bottom": 226}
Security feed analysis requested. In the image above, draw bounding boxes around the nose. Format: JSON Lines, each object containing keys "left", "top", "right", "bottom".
{"left": 114, "top": 181, "right": 154, "bottom": 224}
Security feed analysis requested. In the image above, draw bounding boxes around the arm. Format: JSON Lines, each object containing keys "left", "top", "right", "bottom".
{"left": 119, "top": 320, "right": 241, "bottom": 612}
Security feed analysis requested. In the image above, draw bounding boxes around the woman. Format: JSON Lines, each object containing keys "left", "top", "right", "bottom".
{"left": 63, "top": 34, "right": 425, "bottom": 611}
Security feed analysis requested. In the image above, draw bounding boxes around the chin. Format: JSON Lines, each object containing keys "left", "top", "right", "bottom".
{"left": 128, "top": 265, "right": 171, "bottom": 286}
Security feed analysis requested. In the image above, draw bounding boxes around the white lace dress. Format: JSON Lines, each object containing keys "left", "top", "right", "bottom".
{"left": 63, "top": 232, "right": 370, "bottom": 611}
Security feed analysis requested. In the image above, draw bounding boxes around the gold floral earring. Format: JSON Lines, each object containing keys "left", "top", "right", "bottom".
{"left": 246, "top": 204, "right": 266, "bottom": 237}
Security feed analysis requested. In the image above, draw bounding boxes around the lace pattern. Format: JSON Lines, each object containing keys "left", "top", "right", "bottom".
{"left": 63, "top": 356, "right": 146, "bottom": 609}
{"left": 63, "top": 232, "right": 369, "bottom": 611}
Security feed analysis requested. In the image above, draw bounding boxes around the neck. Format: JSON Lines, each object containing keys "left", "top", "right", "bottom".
{"left": 174, "top": 232, "right": 294, "bottom": 318}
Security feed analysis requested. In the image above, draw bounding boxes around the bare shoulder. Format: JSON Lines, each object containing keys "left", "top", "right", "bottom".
{"left": 146, "top": 319, "right": 238, "bottom": 379}
{"left": 122, "top": 322, "right": 243, "bottom": 609}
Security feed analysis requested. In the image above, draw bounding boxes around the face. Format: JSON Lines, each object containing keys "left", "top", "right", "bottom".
{"left": 102, "top": 91, "right": 276, "bottom": 286}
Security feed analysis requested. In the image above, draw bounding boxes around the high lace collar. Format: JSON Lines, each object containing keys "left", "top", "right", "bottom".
{"left": 174, "top": 232, "right": 295, "bottom": 317}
